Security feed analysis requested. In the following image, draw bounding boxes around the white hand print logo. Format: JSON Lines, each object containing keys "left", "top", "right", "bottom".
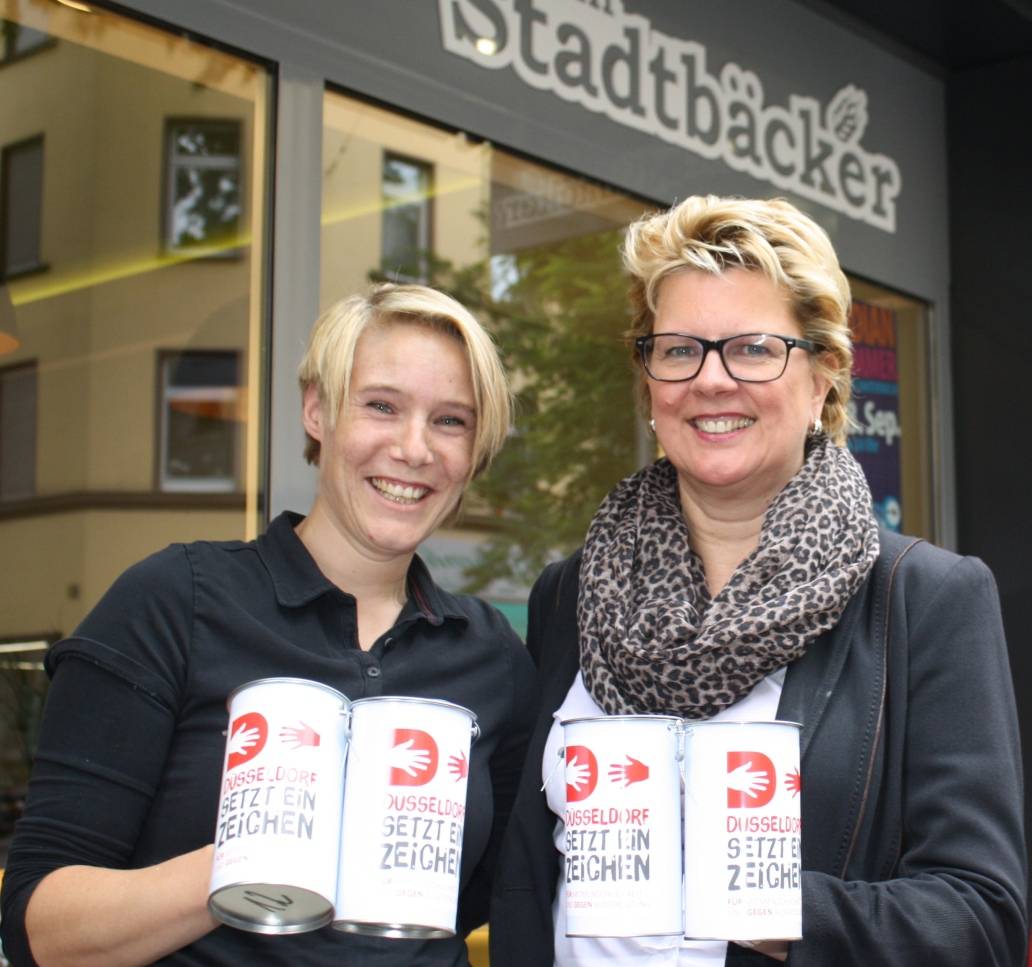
{"left": 726, "top": 751, "right": 776, "bottom": 808}
{"left": 564, "top": 745, "right": 598, "bottom": 803}
{"left": 388, "top": 728, "right": 439, "bottom": 786}
{"left": 227, "top": 712, "right": 268, "bottom": 769}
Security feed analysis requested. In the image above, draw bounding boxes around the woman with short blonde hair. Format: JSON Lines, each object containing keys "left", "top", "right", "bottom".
{"left": 2, "top": 282, "right": 535, "bottom": 967}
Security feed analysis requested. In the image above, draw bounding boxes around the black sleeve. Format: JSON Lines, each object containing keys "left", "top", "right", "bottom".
{"left": 0, "top": 547, "right": 193, "bottom": 967}
{"left": 526, "top": 552, "right": 580, "bottom": 669}
{"left": 787, "top": 556, "right": 1027, "bottom": 967}
{"left": 489, "top": 554, "right": 580, "bottom": 967}
{"left": 458, "top": 624, "right": 538, "bottom": 934}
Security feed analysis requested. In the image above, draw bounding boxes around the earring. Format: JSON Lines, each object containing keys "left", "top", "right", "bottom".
{"left": 648, "top": 418, "right": 656, "bottom": 433}
{"left": 809, "top": 417, "right": 823, "bottom": 437}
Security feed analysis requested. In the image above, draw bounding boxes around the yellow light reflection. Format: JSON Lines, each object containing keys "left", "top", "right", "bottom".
{"left": 7, "top": 237, "right": 252, "bottom": 308}
{"left": 320, "top": 175, "right": 481, "bottom": 230}
{"left": 9, "top": 174, "right": 481, "bottom": 309}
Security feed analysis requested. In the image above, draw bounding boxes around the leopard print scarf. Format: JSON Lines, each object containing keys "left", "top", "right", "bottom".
{"left": 578, "top": 436, "right": 879, "bottom": 719}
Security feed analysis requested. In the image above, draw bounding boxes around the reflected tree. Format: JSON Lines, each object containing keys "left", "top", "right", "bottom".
{"left": 0, "top": 654, "right": 48, "bottom": 842}
{"left": 378, "top": 224, "right": 643, "bottom": 591}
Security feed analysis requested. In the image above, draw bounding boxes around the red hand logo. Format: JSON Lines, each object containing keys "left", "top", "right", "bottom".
{"left": 227, "top": 712, "right": 268, "bottom": 769}
{"left": 608, "top": 755, "right": 649, "bottom": 787}
{"left": 389, "top": 728, "right": 439, "bottom": 786}
{"left": 784, "top": 767, "right": 802, "bottom": 797}
{"left": 726, "top": 751, "right": 776, "bottom": 808}
{"left": 447, "top": 750, "right": 469, "bottom": 781}
{"left": 279, "top": 721, "right": 320, "bottom": 749}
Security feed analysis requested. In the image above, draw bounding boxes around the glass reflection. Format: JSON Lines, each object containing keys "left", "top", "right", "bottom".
{"left": 0, "top": 0, "right": 268, "bottom": 865}
{"left": 322, "top": 92, "right": 649, "bottom": 616}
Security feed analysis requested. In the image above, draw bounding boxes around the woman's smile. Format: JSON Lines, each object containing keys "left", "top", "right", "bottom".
{"left": 689, "top": 414, "right": 756, "bottom": 436}
{"left": 369, "top": 476, "right": 432, "bottom": 504}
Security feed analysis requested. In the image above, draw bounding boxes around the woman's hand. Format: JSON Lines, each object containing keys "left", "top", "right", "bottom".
{"left": 24, "top": 844, "right": 218, "bottom": 967}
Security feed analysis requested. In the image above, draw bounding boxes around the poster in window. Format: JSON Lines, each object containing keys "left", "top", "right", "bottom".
{"left": 848, "top": 301, "right": 902, "bottom": 531}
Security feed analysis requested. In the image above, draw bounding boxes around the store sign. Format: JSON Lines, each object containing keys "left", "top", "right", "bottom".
{"left": 439, "top": 0, "right": 903, "bottom": 233}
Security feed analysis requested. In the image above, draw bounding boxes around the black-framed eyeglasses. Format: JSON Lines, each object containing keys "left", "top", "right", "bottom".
{"left": 635, "top": 332, "right": 821, "bottom": 383}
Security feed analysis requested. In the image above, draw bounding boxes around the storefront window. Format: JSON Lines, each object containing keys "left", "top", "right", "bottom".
{"left": 0, "top": 1, "right": 269, "bottom": 865}
{"left": 320, "top": 94, "right": 939, "bottom": 625}
{"left": 847, "top": 278, "right": 933, "bottom": 538}
{"left": 322, "top": 91, "right": 649, "bottom": 628}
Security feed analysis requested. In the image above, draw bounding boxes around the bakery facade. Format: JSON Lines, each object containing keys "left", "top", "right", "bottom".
{"left": 2, "top": 0, "right": 1017, "bottom": 881}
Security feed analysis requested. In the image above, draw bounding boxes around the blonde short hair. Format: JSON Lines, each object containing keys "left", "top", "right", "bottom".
{"left": 297, "top": 283, "right": 512, "bottom": 476}
{"left": 623, "top": 195, "right": 853, "bottom": 444}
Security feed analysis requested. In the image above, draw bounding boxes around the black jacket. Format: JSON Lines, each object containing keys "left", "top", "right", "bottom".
{"left": 1, "top": 513, "right": 537, "bottom": 967}
{"left": 489, "top": 530, "right": 1027, "bottom": 966}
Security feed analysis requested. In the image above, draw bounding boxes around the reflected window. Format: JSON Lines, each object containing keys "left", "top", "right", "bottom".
{"left": 1, "top": 136, "right": 45, "bottom": 278}
{"left": 165, "top": 119, "right": 242, "bottom": 256}
{"left": 1, "top": 20, "right": 50, "bottom": 62}
{"left": 0, "top": 361, "right": 36, "bottom": 500}
{"left": 158, "top": 350, "right": 241, "bottom": 493}
{"left": 382, "top": 153, "right": 432, "bottom": 282}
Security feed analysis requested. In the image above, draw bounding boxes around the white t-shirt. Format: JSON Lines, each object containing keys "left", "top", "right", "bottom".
{"left": 542, "top": 669, "right": 785, "bottom": 966}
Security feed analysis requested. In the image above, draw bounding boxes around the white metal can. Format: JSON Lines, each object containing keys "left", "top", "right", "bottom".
{"left": 208, "top": 677, "right": 350, "bottom": 934}
{"left": 333, "top": 696, "right": 478, "bottom": 938}
{"left": 682, "top": 720, "right": 802, "bottom": 941}
{"left": 560, "top": 715, "right": 684, "bottom": 938}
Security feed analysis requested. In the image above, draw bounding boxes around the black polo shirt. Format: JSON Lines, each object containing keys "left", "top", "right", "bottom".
{"left": 1, "top": 512, "right": 537, "bottom": 966}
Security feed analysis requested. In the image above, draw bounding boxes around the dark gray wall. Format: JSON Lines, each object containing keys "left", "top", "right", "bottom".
{"left": 949, "top": 54, "right": 1032, "bottom": 847}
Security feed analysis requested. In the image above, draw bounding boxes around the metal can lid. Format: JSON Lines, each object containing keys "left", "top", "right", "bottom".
{"left": 349, "top": 694, "right": 477, "bottom": 723}
{"left": 560, "top": 713, "right": 683, "bottom": 727}
{"left": 208, "top": 882, "right": 333, "bottom": 935}
{"left": 225, "top": 677, "right": 350, "bottom": 711}
{"left": 332, "top": 918, "right": 454, "bottom": 940}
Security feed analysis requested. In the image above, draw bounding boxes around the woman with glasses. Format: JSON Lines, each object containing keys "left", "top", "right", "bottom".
{"left": 1, "top": 283, "right": 536, "bottom": 966}
{"left": 489, "top": 195, "right": 1026, "bottom": 966}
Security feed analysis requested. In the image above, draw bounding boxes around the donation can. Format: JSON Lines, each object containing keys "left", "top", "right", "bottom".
{"left": 561, "top": 715, "right": 684, "bottom": 937}
{"left": 208, "top": 677, "right": 350, "bottom": 934}
{"left": 333, "top": 696, "right": 478, "bottom": 938}
{"left": 682, "top": 720, "right": 802, "bottom": 941}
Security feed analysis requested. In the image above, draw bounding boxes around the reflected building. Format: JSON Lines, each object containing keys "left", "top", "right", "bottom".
{"left": 0, "top": 4, "right": 267, "bottom": 829}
